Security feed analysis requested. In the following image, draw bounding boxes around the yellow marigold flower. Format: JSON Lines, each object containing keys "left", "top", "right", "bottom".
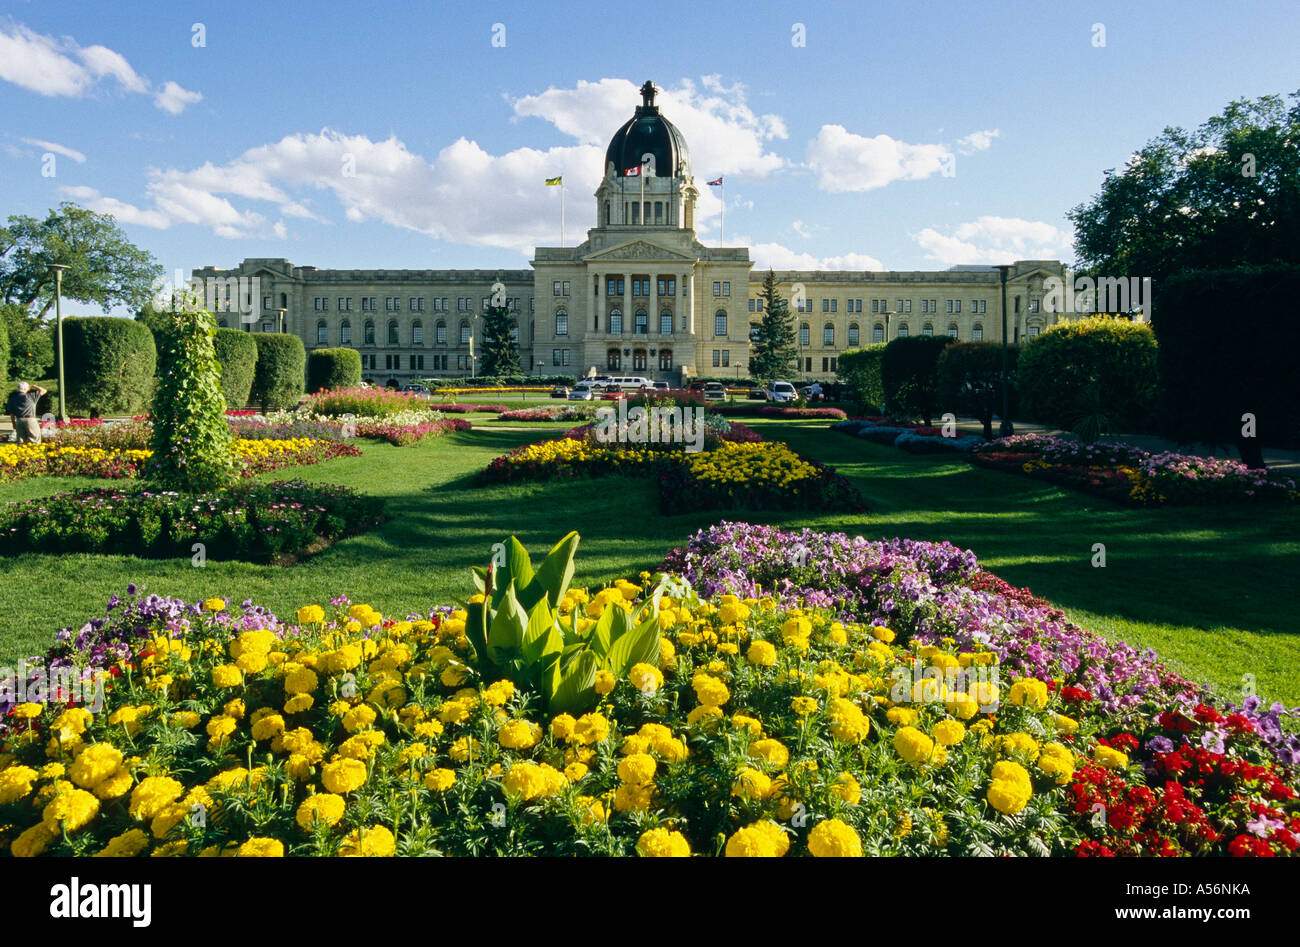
{"left": 732, "top": 766, "right": 773, "bottom": 801}
{"left": 994, "top": 732, "right": 1041, "bottom": 761}
{"left": 250, "top": 714, "right": 285, "bottom": 742}
{"left": 93, "top": 827, "right": 149, "bottom": 858}
{"left": 724, "top": 820, "right": 790, "bottom": 858}
{"left": 1038, "top": 742, "right": 1075, "bottom": 784}
{"left": 748, "top": 738, "right": 789, "bottom": 770}
{"left": 342, "top": 704, "right": 377, "bottom": 733}
{"left": 338, "top": 824, "right": 395, "bottom": 857}
{"left": 870, "top": 625, "right": 895, "bottom": 643}
{"left": 790, "top": 696, "right": 819, "bottom": 717}
{"left": 211, "top": 664, "right": 243, "bottom": 689}
{"left": 686, "top": 704, "right": 723, "bottom": 727}
{"left": 205, "top": 715, "right": 237, "bottom": 745}
{"left": 498, "top": 719, "right": 542, "bottom": 751}
{"left": 283, "top": 693, "right": 314, "bottom": 715}
{"left": 808, "top": 818, "right": 863, "bottom": 857}
{"left": 828, "top": 697, "right": 870, "bottom": 744}
{"left": 987, "top": 760, "right": 1033, "bottom": 815}
{"left": 593, "top": 670, "right": 616, "bottom": 696}
{"left": 296, "top": 604, "right": 326, "bottom": 625}
{"left": 731, "top": 713, "right": 763, "bottom": 736}
{"left": 629, "top": 663, "right": 664, "bottom": 695}
{"left": 933, "top": 720, "right": 966, "bottom": 746}
{"left": 321, "top": 758, "right": 368, "bottom": 794}
{"left": 1054, "top": 713, "right": 1079, "bottom": 734}
{"left": 550, "top": 713, "right": 577, "bottom": 742}
{"left": 691, "top": 673, "right": 729, "bottom": 708}
{"left": 886, "top": 706, "right": 919, "bottom": 726}
{"left": 747, "top": 639, "right": 778, "bottom": 667}
{"left": 202, "top": 598, "right": 226, "bottom": 612}
{"left": 296, "top": 793, "right": 346, "bottom": 829}
{"left": 833, "top": 771, "right": 862, "bottom": 805}
{"left": 1093, "top": 745, "right": 1129, "bottom": 770}
{"left": 636, "top": 827, "right": 691, "bottom": 857}
{"left": 42, "top": 786, "right": 100, "bottom": 833}
{"left": 67, "top": 744, "right": 123, "bottom": 790}
{"left": 1006, "top": 678, "right": 1049, "bottom": 709}
{"left": 92, "top": 767, "right": 134, "bottom": 800}
{"left": 129, "top": 776, "right": 184, "bottom": 822}
{"left": 502, "top": 761, "right": 567, "bottom": 801}
{"left": 424, "top": 768, "right": 456, "bottom": 792}
{"left": 11, "top": 822, "right": 58, "bottom": 857}
{"left": 574, "top": 795, "right": 607, "bottom": 826}
{"left": 12, "top": 702, "right": 43, "bottom": 720}
{"left": 618, "top": 752, "right": 657, "bottom": 786}
{"left": 572, "top": 712, "right": 610, "bottom": 745}
{"left": 893, "top": 726, "right": 937, "bottom": 765}
{"left": 283, "top": 665, "right": 319, "bottom": 695}
{"left": 613, "top": 782, "right": 654, "bottom": 813}
{"left": 483, "top": 679, "right": 515, "bottom": 706}
{"left": 780, "top": 617, "right": 812, "bottom": 649}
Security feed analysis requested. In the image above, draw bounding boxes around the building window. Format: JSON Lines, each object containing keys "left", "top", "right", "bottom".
{"left": 607, "top": 348, "right": 621, "bottom": 370}
{"left": 897, "top": 324, "right": 909, "bottom": 338}
{"left": 822, "top": 357, "right": 829, "bottom": 372}
{"left": 262, "top": 321, "right": 272, "bottom": 333}
{"left": 947, "top": 323, "right": 959, "bottom": 339}
{"left": 632, "top": 278, "right": 647, "bottom": 297}
{"left": 848, "top": 323, "right": 859, "bottom": 346}
{"left": 364, "top": 321, "right": 375, "bottom": 345}
{"left": 555, "top": 310, "right": 568, "bottom": 336}
{"left": 946, "top": 300, "right": 955, "bottom": 314}
{"left": 657, "top": 277, "right": 675, "bottom": 296}
{"left": 922, "top": 323, "right": 933, "bottom": 336}
{"left": 388, "top": 321, "right": 399, "bottom": 344}
{"left": 659, "top": 349, "right": 673, "bottom": 372}
{"left": 871, "top": 300, "right": 880, "bottom": 314}
{"left": 436, "top": 321, "right": 447, "bottom": 344}
{"left": 632, "top": 349, "right": 647, "bottom": 371}
{"left": 338, "top": 298, "right": 353, "bottom": 312}
{"left": 412, "top": 321, "right": 423, "bottom": 345}
{"left": 972, "top": 323, "right": 984, "bottom": 341}
{"left": 606, "top": 277, "right": 624, "bottom": 296}
{"left": 713, "top": 281, "right": 721, "bottom": 297}
{"left": 316, "top": 321, "right": 327, "bottom": 345}
{"left": 721, "top": 350, "right": 730, "bottom": 367}
{"left": 634, "top": 312, "right": 648, "bottom": 335}
{"left": 1030, "top": 299, "right": 1040, "bottom": 313}
{"left": 562, "top": 348, "right": 571, "bottom": 366}
{"left": 609, "top": 309, "right": 623, "bottom": 334}
{"left": 553, "top": 349, "right": 561, "bottom": 366}
{"left": 873, "top": 323, "right": 884, "bottom": 343}
{"left": 714, "top": 311, "right": 727, "bottom": 336}
{"left": 460, "top": 322, "right": 471, "bottom": 344}
{"left": 823, "top": 323, "right": 834, "bottom": 346}
{"left": 340, "top": 320, "right": 352, "bottom": 345}
{"left": 1028, "top": 325, "right": 1041, "bottom": 337}
{"left": 410, "top": 297, "right": 423, "bottom": 312}
{"left": 749, "top": 322, "right": 761, "bottom": 343}
{"left": 659, "top": 311, "right": 673, "bottom": 334}
{"left": 712, "top": 350, "right": 721, "bottom": 367}
{"left": 799, "top": 323, "right": 810, "bottom": 346}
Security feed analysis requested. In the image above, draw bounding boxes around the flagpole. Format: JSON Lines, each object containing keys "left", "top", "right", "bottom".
{"left": 721, "top": 182, "right": 725, "bottom": 246}
{"left": 561, "top": 182, "right": 565, "bottom": 247}
{"left": 640, "top": 157, "right": 646, "bottom": 225}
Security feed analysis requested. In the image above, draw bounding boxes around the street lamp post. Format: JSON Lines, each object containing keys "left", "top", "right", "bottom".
{"left": 274, "top": 307, "right": 287, "bottom": 334}
{"left": 996, "top": 264, "right": 1014, "bottom": 438}
{"left": 51, "top": 264, "right": 68, "bottom": 423}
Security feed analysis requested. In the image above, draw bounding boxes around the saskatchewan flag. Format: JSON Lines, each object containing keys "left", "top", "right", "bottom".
{"left": 545, "top": 176, "right": 562, "bottom": 186}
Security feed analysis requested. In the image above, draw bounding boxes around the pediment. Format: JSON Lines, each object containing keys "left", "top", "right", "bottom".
{"left": 585, "top": 239, "right": 694, "bottom": 263}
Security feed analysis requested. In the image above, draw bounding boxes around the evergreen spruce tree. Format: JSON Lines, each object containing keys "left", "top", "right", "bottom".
{"left": 479, "top": 300, "right": 521, "bottom": 377}
{"left": 750, "top": 268, "right": 799, "bottom": 381}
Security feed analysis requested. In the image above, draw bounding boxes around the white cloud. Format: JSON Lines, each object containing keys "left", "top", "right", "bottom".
{"left": 20, "top": 137, "right": 86, "bottom": 162}
{"left": 956, "top": 129, "right": 999, "bottom": 154}
{"left": 58, "top": 185, "right": 172, "bottom": 229}
{"left": 791, "top": 220, "right": 811, "bottom": 239}
{"left": 807, "top": 124, "right": 954, "bottom": 192}
{"left": 154, "top": 80, "right": 202, "bottom": 115}
{"left": 912, "top": 216, "right": 1073, "bottom": 265}
{"left": 511, "top": 76, "right": 787, "bottom": 178}
{"left": 0, "top": 22, "right": 200, "bottom": 113}
{"left": 746, "top": 240, "right": 884, "bottom": 271}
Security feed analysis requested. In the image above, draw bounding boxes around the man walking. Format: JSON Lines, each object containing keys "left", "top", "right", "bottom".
{"left": 6, "top": 381, "right": 46, "bottom": 444}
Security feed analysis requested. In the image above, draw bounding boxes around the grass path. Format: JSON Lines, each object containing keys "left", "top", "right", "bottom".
{"left": 1, "top": 419, "right": 1296, "bottom": 712}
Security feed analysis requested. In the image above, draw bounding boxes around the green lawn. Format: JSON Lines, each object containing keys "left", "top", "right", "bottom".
{"left": 1, "top": 419, "right": 1296, "bottom": 714}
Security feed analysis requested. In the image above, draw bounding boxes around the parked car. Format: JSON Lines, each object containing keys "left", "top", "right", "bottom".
{"left": 763, "top": 381, "right": 798, "bottom": 403}
{"left": 401, "top": 383, "right": 431, "bottom": 396}
{"left": 702, "top": 382, "right": 727, "bottom": 401}
{"left": 567, "top": 382, "right": 596, "bottom": 401}
{"left": 607, "top": 376, "right": 654, "bottom": 392}
{"left": 550, "top": 384, "right": 570, "bottom": 398}
{"left": 800, "top": 382, "right": 825, "bottom": 402}
{"left": 652, "top": 381, "right": 670, "bottom": 391}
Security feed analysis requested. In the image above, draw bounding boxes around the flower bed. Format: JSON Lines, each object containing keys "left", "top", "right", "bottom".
{"left": 969, "top": 434, "right": 1298, "bottom": 506}
{"left": 833, "top": 418, "right": 984, "bottom": 453}
{"left": 0, "top": 529, "right": 1294, "bottom": 858}
{"left": 352, "top": 417, "right": 471, "bottom": 446}
{"left": 0, "top": 479, "right": 383, "bottom": 562}
{"left": 757, "top": 406, "right": 848, "bottom": 420}
{"left": 305, "top": 387, "right": 434, "bottom": 418}
{"left": 428, "top": 403, "right": 510, "bottom": 414}
{"left": 497, "top": 406, "right": 596, "bottom": 423}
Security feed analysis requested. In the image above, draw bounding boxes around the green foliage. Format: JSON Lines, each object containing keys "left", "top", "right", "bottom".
{"left": 749, "top": 269, "right": 799, "bottom": 381}
{"left": 478, "top": 303, "right": 520, "bottom": 377}
{"left": 307, "top": 347, "right": 362, "bottom": 394}
{"left": 465, "top": 533, "right": 666, "bottom": 714}
{"left": 1069, "top": 92, "right": 1300, "bottom": 283}
{"left": 149, "top": 308, "right": 236, "bottom": 491}
{"left": 1017, "top": 317, "right": 1158, "bottom": 435}
{"left": 1154, "top": 265, "right": 1300, "bottom": 464}
{"left": 252, "top": 333, "right": 306, "bottom": 412}
{"left": 835, "top": 344, "right": 887, "bottom": 412}
{"left": 936, "top": 342, "right": 1018, "bottom": 439}
{"left": 3, "top": 303, "right": 54, "bottom": 381}
{"left": 213, "top": 329, "right": 259, "bottom": 408}
{"left": 0, "top": 201, "right": 162, "bottom": 317}
{"left": 0, "top": 304, "right": 8, "bottom": 389}
{"left": 881, "top": 336, "right": 953, "bottom": 425}
{"left": 63, "top": 317, "right": 156, "bottom": 418}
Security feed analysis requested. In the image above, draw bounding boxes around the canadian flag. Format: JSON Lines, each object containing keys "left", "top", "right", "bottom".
{"left": 624, "top": 165, "right": 640, "bottom": 177}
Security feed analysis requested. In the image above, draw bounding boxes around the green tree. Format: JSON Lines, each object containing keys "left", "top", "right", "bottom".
{"left": 750, "top": 269, "right": 798, "bottom": 381}
{"left": 479, "top": 300, "right": 520, "bottom": 377}
{"left": 2, "top": 303, "right": 53, "bottom": 380}
{"left": 1069, "top": 91, "right": 1300, "bottom": 284}
{"left": 0, "top": 202, "right": 163, "bottom": 318}
{"left": 148, "top": 308, "right": 236, "bottom": 492}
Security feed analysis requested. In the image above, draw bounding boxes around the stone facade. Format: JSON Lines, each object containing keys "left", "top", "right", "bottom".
{"left": 192, "top": 84, "right": 1071, "bottom": 387}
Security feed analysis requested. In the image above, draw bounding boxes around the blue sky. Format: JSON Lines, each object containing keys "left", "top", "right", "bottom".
{"left": 2, "top": 0, "right": 1297, "bottom": 309}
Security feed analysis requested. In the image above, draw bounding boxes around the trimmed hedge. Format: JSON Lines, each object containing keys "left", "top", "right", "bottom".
{"left": 1017, "top": 316, "right": 1157, "bottom": 436}
{"left": 212, "top": 328, "right": 258, "bottom": 409}
{"left": 0, "top": 308, "right": 8, "bottom": 389}
{"left": 1154, "top": 265, "right": 1300, "bottom": 465}
{"left": 252, "top": 333, "right": 306, "bottom": 412}
{"left": 936, "top": 342, "right": 1019, "bottom": 439}
{"left": 308, "top": 347, "right": 363, "bottom": 393}
{"left": 62, "top": 317, "right": 156, "bottom": 418}
{"left": 881, "top": 336, "right": 953, "bottom": 425}
{"left": 835, "top": 345, "right": 887, "bottom": 413}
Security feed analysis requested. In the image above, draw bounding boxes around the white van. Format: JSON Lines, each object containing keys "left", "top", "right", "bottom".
{"left": 610, "top": 376, "right": 653, "bottom": 392}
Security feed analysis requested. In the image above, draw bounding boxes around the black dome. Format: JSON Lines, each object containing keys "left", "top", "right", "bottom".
{"left": 604, "top": 81, "right": 690, "bottom": 178}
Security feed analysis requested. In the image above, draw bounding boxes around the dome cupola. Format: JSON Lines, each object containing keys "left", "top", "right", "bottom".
{"left": 604, "top": 81, "right": 690, "bottom": 179}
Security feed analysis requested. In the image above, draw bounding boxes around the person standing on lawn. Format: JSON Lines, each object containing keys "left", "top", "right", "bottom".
{"left": 6, "top": 381, "right": 46, "bottom": 444}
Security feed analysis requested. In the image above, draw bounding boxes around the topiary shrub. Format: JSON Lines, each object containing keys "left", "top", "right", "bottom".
{"left": 881, "top": 336, "right": 953, "bottom": 425}
{"left": 307, "top": 347, "right": 362, "bottom": 393}
{"left": 212, "top": 328, "right": 258, "bottom": 410}
{"left": 63, "top": 317, "right": 156, "bottom": 418}
{"left": 1017, "top": 316, "right": 1157, "bottom": 436}
{"left": 936, "top": 342, "right": 1019, "bottom": 439}
{"left": 0, "top": 306, "right": 8, "bottom": 390}
{"left": 835, "top": 345, "right": 887, "bottom": 413}
{"left": 1154, "top": 265, "right": 1300, "bottom": 467}
{"left": 148, "top": 308, "right": 235, "bottom": 491}
{"left": 252, "top": 333, "right": 306, "bottom": 412}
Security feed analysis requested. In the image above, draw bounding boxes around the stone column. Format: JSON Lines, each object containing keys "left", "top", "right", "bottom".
{"left": 588, "top": 271, "right": 597, "bottom": 333}
{"left": 649, "top": 269, "right": 658, "bottom": 336}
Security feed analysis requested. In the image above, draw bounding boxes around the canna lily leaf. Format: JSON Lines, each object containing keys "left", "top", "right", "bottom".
{"left": 519, "top": 531, "right": 579, "bottom": 612}
{"left": 604, "top": 613, "right": 661, "bottom": 678}
{"left": 550, "top": 650, "right": 599, "bottom": 715}
{"left": 486, "top": 582, "right": 528, "bottom": 665}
